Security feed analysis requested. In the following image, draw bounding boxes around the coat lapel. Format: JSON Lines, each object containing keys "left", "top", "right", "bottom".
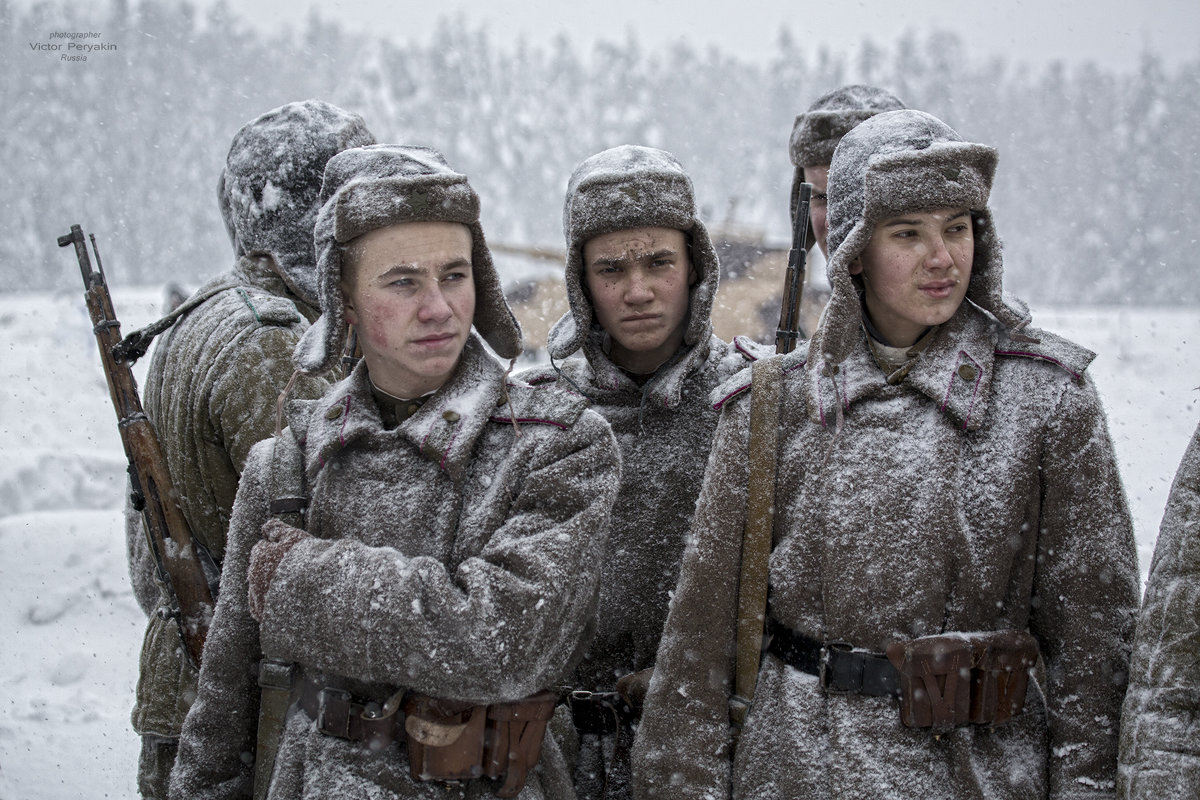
{"left": 800, "top": 305, "right": 999, "bottom": 431}
{"left": 298, "top": 335, "right": 504, "bottom": 482}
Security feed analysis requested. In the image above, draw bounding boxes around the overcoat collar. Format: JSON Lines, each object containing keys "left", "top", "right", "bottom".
{"left": 563, "top": 327, "right": 716, "bottom": 411}
{"left": 298, "top": 335, "right": 504, "bottom": 481}
{"left": 800, "top": 304, "right": 1000, "bottom": 431}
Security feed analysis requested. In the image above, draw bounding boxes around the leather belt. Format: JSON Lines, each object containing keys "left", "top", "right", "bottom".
{"left": 765, "top": 617, "right": 900, "bottom": 698}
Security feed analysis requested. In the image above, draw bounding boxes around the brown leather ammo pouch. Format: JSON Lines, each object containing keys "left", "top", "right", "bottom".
{"left": 886, "top": 634, "right": 975, "bottom": 729}
{"left": 482, "top": 690, "right": 559, "bottom": 797}
{"left": 886, "top": 631, "right": 1038, "bottom": 729}
{"left": 403, "top": 694, "right": 486, "bottom": 782}
{"left": 968, "top": 631, "right": 1038, "bottom": 725}
{"left": 403, "top": 690, "right": 558, "bottom": 798}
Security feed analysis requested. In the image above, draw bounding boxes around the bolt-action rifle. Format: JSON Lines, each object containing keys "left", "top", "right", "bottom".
{"left": 59, "top": 224, "right": 217, "bottom": 668}
{"left": 774, "top": 182, "right": 812, "bottom": 354}
{"left": 732, "top": 183, "right": 814, "bottom": 737}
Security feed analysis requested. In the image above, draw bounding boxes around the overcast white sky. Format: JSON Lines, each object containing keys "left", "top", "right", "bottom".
{"left": 198, "top": 0, "right": 1197, "bottom": 71}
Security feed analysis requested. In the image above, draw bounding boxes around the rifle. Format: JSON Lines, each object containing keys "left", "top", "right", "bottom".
{"left": 731, "top": 184, "right": 812, "bottom": 735}
{"left": 774, "top": 182, "right": 812, "bottom": 354}
{"left": 59, "top": 224, "right": 217, "bottom": 668}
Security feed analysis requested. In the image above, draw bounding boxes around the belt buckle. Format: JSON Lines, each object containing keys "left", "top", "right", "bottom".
{"left": 819, "top": 641, "right": 854, "bottom": 694}
{"left": 317, "top": 687, "right": 353, "bottom": 738}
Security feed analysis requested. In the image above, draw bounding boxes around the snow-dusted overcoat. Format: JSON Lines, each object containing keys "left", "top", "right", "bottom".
{"left": 632, "top": 111, "right": 1139, "bottom": 800}
{"left": 1119, "top": 420, "right": 1200, "bottom": 798}
{"left": 520, "top": 146, "right": 763, "bottom": 692}
{"left": 168, "top": 338, "right": 620, "bottom": 799}
{"left": 128, "top": 101, "right": 372, "bottom": 750}
{"left": 130, "top": 256, "right": 330, "bottom": 739}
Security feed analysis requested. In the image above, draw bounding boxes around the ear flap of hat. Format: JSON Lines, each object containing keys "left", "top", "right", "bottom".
{"left": 469, "top": 223, "right": 523, "bottom": 360}
{"left": 292, "top": 206, "right": 346, "bottom": 375}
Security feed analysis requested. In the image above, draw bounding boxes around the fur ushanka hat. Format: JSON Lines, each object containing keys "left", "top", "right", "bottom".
{"left": 548, "top": 145, "right": 719, "bottom": 361}
{"left": 218, "top": 99, "right": 375, "bottom": 308}
{"left": 811, "top": 109, "right": 1032, "bottom": 367}
{"left": 788, "top": 85, "right": 906, "bottom": 228}
{"left": 293, "top": 144, "right": 523, "bottom": 375}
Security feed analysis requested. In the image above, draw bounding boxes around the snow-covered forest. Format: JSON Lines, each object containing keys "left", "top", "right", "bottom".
{"left": 2, "top": 0, "right": 1199, "bottom": 796}
{"left": 4, "top": 0, "right": 1199, "bottom": 304}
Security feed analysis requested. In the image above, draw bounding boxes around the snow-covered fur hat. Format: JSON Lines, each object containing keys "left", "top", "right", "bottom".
{"left": 788, "top": 85, "right": 905, "bottom": 224}
{"left": 293, "top": 144, "right": 522, "bottom": 375}
{"left": 548, "top": 145, "right": 719, "bottom": 360}
{"left": 218, "top": 99, "right": 375, "bottom": 308}
{"left": 811, "top": 109, "right": 1031, "bottom": 366}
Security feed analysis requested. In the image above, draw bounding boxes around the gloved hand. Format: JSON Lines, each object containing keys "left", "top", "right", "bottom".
{"left": 247, "top": 518, "right": 309, "bottom": 622}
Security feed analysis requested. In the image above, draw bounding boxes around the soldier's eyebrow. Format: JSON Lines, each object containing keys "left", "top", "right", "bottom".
{"left": 590, "top": 248, "right": 678, "bottom": 268}
{"left": 881, "top": 210, "right": 970, "bottom": 228}
{"left": 436, "top": 258, "right": 472, "bottom": 273}
{"left": 644, "top": 247, "right": 679, "bottom": 261}
{"left": 377, "top": 263, "right": 423, "bottom": 280}
{"left": 377, "top": 259, "right": 471, "bottom": 281}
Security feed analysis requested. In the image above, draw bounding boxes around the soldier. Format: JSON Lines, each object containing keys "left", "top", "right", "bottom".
{"left": 168, "top": 144, "right": 621, "bottom": 799}
{"left": 124, "top": 99, "right": 375, "bottom": 799}
{"left": 1119, "top": 420, "right": 1200, "bottom": 797}
{"left": 520, "top": 145, "right": 765, "bottom": 799}
{"left": 789, "top": 84, "right": 905, "bottom": 257}
{"left": 634, "top": 110, "right": 1139, "bottom": 798}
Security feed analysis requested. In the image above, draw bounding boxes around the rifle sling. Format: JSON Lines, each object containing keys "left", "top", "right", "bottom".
{"left": 113, "top": 277, "right": 241, "bottom": 364}
{"left": 731, "top": 356, "right": 783, "bottom": 729}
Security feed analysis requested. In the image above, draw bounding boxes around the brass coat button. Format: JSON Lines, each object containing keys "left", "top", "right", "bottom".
{"left": 325, "top": 405, "right": 343, "bottom": 420}
{"left": 442, "top": 410, "right": 461, "bottom": 423}
{"left": 958, "top": 364, "right": 978, "bottom": 382}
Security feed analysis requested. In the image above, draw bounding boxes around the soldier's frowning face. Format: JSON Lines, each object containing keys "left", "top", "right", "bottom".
{"left": 342, "top": 221, "right": 475, "bottom": 398}
{"left": 582, "top": 226, "right": 696, "bottom": 375}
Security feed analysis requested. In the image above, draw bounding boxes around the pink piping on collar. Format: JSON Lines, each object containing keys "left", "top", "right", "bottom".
{"left": 713, "top": 382, "right": 751, "bottom": 412}
{"left": 993, "top": 349, "right": 1082, "bottom": 380}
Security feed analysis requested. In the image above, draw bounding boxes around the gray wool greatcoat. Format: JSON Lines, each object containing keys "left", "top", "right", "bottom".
{"left": 169, "top": 337, "right": 621, "bottom": 800}
{"left": 1119, "top": 420, "right": 1200, "bottom": 798}
{"left": 130, "top": 255, "right": 329, "bottom": 740}
{"left": 522, "top": 331, "right": 762, "bottom": 691}
{"left": 632, "top": 303, "right": 1139, "bottom": 800}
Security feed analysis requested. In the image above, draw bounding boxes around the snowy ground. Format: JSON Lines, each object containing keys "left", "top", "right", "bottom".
{"left": 0, "top": 287, "right": 1195, "bottom": 798}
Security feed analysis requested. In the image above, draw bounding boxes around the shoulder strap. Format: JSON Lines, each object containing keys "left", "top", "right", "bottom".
{"left": 255, "top": 422, "right": 308, "bottom": 800}
{"left": 730, "top": 355, "right": 783, "bottom": 730}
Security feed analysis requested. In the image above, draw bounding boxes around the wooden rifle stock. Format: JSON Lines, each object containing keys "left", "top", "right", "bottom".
{"left": 59, "top": 224, "right": 215, "bottom": 668}
{"left": 775, "top": 182, "right": 812, "bottom": 354}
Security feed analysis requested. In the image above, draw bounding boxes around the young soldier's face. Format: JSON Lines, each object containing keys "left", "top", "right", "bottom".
{"left": 342, "top": 221, "right": 475, "bottom": 398}
{"left": 850, "top": 207, "right": 973, "bottom": 347}
{"left": 583, "top": 226, "right": 696, "bottom": 375}
{"left": 804, "top": 164, "right": 831, "bottom": 256}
